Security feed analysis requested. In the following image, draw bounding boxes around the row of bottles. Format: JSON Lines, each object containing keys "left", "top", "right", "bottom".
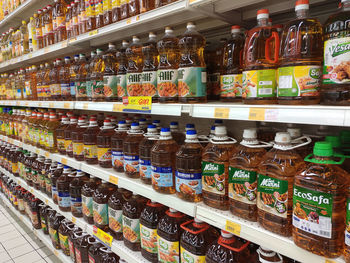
{"left": 0, "top": 0, "right": 27, "bottom": 20}
{"left": 0, "top": 170, "right": 298, "bottom": 263}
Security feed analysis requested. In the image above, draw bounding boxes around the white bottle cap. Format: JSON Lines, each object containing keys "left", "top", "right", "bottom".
{"left": 221, "top": 230, "right": 234, "bottom": 238}
{"left": 215, "top": 126, "right": 227, "bottom": 136}
{"left": 165, "top": 27, "right": 173, "bottom": 34}
{"left": 132, "top": 36, "right": 140, "bottom": 42}
{"left": 187, "top": 22, "right": 196, "bottom": 29}
{"left": 287, "top": 128, "right": 301, "bottom": 139}
{"left": 169, "top": 208, "right": 177, "bottom": 213}
{"left": 243, "top": 129, "right": 257, "bottom": 139}
{"left": 257, "top": 9, "right": 269, "bottom": 20}
{"left": 295, "top": 0, "right": 309, "bottom": 11}
{"left": 149, "top": 32, "right": 156, "bottom": 38}
{"left": 194, "top": 218, "right": 203, "bottom": 223}
{"left": 274, "top": 132, "right": 291, "bottom": 144}
{"left": 231, "top": 25, "right": 241, "bottom": 34}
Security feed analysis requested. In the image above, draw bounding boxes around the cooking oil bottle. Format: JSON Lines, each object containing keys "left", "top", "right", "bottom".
{"left": 157, "top": 27, "right": 179, "bottom": 103}
{"left": 293, "top": 142, "right": 349, "bottom": 258}
{"left": 202, "top": 126, "right": 236, "bottom": 210}
{"left": 103, "top": 43, "right": 118, "bottom": 101}
{"left": 83, "top": 116, "right": 100, "bottom": 165}
{"left": 229, "top": 129, "right": 271, "bottom": 222}
{"left": 257, "top": 132, "right": 306, "bottom": 237}
{"left": 242, "top": 9, "right": 279, "bottom": 104}
{"left": 151, "top": 127, "right": 178, "bottom": 194}
{"left": 278, "top": 0, "right": 323, "bottom": 105}
{"left": 91, "top": 49, "right": 105, "bottom": 101}
{"left": 178, "top": 22, "right": 206, "bottom": 103}
{"left": 116, "top": 40, "right": 129, "bottom": 100}
{"left": 126, "top": 36, "right": 143, "bottom": 97}
{"left": 56, "top": 115, "right": 69, "bottom": 155}
{"left": 64, "top": 116, "right": 78, "bottom": 158}
{"left": 46, "top": 112, "right": 60, "bottom": 153}
{"left": 221, "top": 25, "right": 244, "bottom": 102}
{"left": 142, "top": 32, "right": 158, "bottom": 101}
{"left": 76, "top": 54, "right": 88, "bottom": 101}
{"left": 175, "top": 130, "right": 203, "bottom": 202}
{"left": 111, "top": 120, "right": 128, "bottom": 172}
{"left": 321, "top": 0, "right": 350, "bottom": 105}
{"left": 97, "top": 119, "right": 114, "bottom": 168}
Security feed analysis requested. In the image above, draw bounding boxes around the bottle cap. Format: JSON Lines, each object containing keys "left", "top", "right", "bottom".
{"left": 295, "top": 0, "right": 309, "bottom": 11}
{"left": 287, "top": 128, "right": 301, "bottom": 139}
{"left": 313, "top": 142, "right": 333, "bottom": 157}
{"left": 187, "top": 22, "right": 196, "bottom": 29}
{"left": 132, "top": 36, "right": 140, "bottom": 42}
{"left": 161, "top": 127, "right": 171, "bottom": 136}
{"left": 186, "top": 123, "right": 195, "bottom": 130}
{"left": 243, "top": 129, "right": 257, "bottom": 139}
{"left": 108, "top": 43, "right": 116, "bottom": 48}
{"left": 274, "top": 132, "right": 291, "bottom": 144}
{"left": 231, "top": 25, "right": 241, "bottom": 33}
{"left": 215, "top": 126, "right": 227, "bottom": 136}
{"left": 186, "top": 130, "right": 197, "bottom": 139}
{"left": 170, "top": 121, "right": 178, "bottom": 129}
{"left": 257, "top": 9, "right": 269, "bottom": 19}
{"left": 130, "top": 122, "right": 140, "bottom": 130}
{"left": 153, "top": 120, "right": 160, "bottom": 124}
{"left": 221, "top": 230, "right": 234, "bottom": 238}
{"left": 149, "top": 32, "right": 156, "bottom": 38}
{"left": 122, "top": 40, "right": 129, "bottom": 46}
{"left": 147, "top": 125, "right": 157, "bottom": 133}
{"left": 214, "top": 119, "right": 223, "bottom": 125}
{"left": 325, "top": 136, "right": 341, "bottom": 149}
{"left": 165, "top": 27, "right": 173, "bottom": 34}
{"left": 169, "top": 208, "right": 177, "bottom": 213}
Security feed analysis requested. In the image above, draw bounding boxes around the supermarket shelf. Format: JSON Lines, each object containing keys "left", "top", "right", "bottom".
{"left": 0, "top": 191, "right": 71, "bottom": 263}
{"left": 0, "top": 100, "right": 74, "bottom": 109}
{"left": 1, "top": 167, "right": 149, "bottom": 263}
{"left": 196, "top": 203, "right": 345, "bottom": 263}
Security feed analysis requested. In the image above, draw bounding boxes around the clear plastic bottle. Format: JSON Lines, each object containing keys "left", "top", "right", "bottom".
{"left": 151, "top": 127, "right": 178, "bottom": 194}
{"left": 103, "top": 43, "right": 118, "bottom": 101}
{"left": 97, "top": 119, "right": 114, "bottom": 168}
{"left": 111, "top": 120, "right": 128, "bottom": 173}
{"left": 116, "top": 40, "right": 128, "bottom": 100}
{"left": 83, "top": 116, "right": 100, "bottom": 165}
{"left": 56, "top": 115, "right": 69, "bottom": 155}
{"left": 60, "top": 56, "right": 73, "bottom": 101}
{"left": 91, "top": 49, "right": 105, "bottom": 101}
{"left": 64, "top": 116, "right": 78, "bottom": 158}
{"left": 46, "top": 112, "right": 60, "bottom": 153}
{"left": 126, "top": 36, "right": 143, "bottom": 97}
{"left": 73, "top": 117, "right": 88, "bottom": 161}
{"left": 76, "top": 54, "right": 88, "bottom": 101}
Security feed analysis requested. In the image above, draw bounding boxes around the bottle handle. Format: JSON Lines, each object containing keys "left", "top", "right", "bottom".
{"left": 265, "top": 31, "right": 279, "bottom": 64}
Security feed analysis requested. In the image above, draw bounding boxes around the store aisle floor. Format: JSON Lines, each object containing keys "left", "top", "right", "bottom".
{"left": 0, "top": 201, "right": 60, "bottom": 263}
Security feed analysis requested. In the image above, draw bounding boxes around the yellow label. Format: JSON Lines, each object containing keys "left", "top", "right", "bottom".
{"left": 248, "top": 108, "right": 265, "bottom": 121}
{"left": 73, "top": 142, "right": 84, "bottom": 156}
{"left": 214, "top": 108, "right": 230, "bottom": 119}
{"left": 113, "top": 104, "right": 124, "bottom": 112}
{"left": 124, "top": 96, "right": 152, "bottom": 113}
{"left": 243, "top": 69, "right": 276, "bottom": 98}
{"left": 57, "top": 139, "right": 65, "bottom": 151}
{"left": 83, "top": 103, "right": 89, "bottom": 109}
{"left": 63, "top": 102, "right": 70, "bottom": 109}
{"left": 49, "top": 102, "right": 54, "bottom": 108}
{"left": 54, "top": 250, "right": 59, "bottom": 256}
{"left": 325, "top": 260, "right": 336, "bottom": 263}
{"left": 45, "top": 199, "right": 48, "bottom": 205}
{"left": 45, "top": 152, "right": 50, "bottom": 158}
{"left": 109, "top": 175, "right": 118, "bottom": 185}
{"left": 135, "top": 15, "right": 140, "bottom": 21}
{"left": 180, "top": 246, "right": 205, "bottom": 263}
{"left": 35, "top": 149, "right": 40, "bottom": 154}
{"left": 72, "top": 216, "right": 76, "bottom": 223}
{"left": 93, "top": 225, "right": 113, "bottom": 247}
{"left": 97, "top": 147, "right": 111, "bottom": 161}
{"left": 61, "top": 158, "right": 67, "bottom": 165}
{"left": 225, "top": 220, "right": 241, "bottom": 236}
{"left": 126, "top": 18, "right": 131, "bottom": 24}
{"left": 89, "top": 29, "right": 98, "bottom": 36}
{"left": 84, "top": 145, "right": 98, "bottom": 159}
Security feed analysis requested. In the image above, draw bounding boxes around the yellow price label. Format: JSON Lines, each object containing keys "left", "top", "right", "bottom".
{"left": 93, "top": 226, "right": 113, "bottom": 247}
{"left": 16, "top": 101, "right": 20, "bottom": 106}
{"left": 109, "top": 175, "right": 118, "bottom": 185}
{"left": 45, "top": 199, "right": 48, "bottom": 205}
{"left": 83, "top": 103, "right": 89, "bottom": 110}
{"left": 126, "top": 18, "right": 131, "bottom": 24}
{"left": 64, "top": 102, "right": 71, "bottom": 109}
{"left": 44, "top": 152, "right": 50, "bottom": 158}
{"left": 28, "top": 54, "right": 32, "bottom": 59}
{"left": 38, "top": 102, "right": 42, "bottom": 107}
{"left": 30, "top": 188, "right": 34, "bottom": 193}
{"left": 54, "top": 250, "right": 59, "bottom": 256}
{"left": 49, "top": 102, "right": 54, "bottom": 108}
{"left": 214, "top": 108, "right": 230, "bottom": 119}
{"left": 72, "top": 216, "right": 76, "bottom": 223}
{"left": 113, "top": 104, "right": 124, "bottom": 112}
{"left": 44, "top": 47, "right": 49, "bottom": 53}
{"left": 35, "top": 149, "right": 40, "bottom": 154}
{"left": 89, "top": 29, "right": 98, "bottom": 36}
{"left": 325, "top": 260, "right": 336, "bottom": 263}
{"left": 61, "top": 158, "right": 67, "bottom": 165}
{"left": 248, "top": 108, "right": 265, "bottom": 121}
{"left": 136, "top": 15, "right": 140, "bottom": 21}
{"left": 61, "top": 40, "right": 68, "bottom": 48}
{"left": 225, "top": 220, "right": 241, "bottom": 236}
{"left": 25, "top": 102, "right": 29, "bottom": 106}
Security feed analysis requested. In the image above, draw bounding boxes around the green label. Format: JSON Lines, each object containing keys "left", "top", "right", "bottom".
{"left": 76, "top": 81, "right": 87, "bottom": 97}
{"left": 93, "top": 202, "right": 108, "bottom": 226}
{"left": 157, "top": 236, "right": 179, "bottom": 263}
{"left": 292, "top": 185, "right": 333, "bottom": 239}
{"left": 228, "top": 167, "right": 257, "bottom": 204}
{"left": 142, "top": 71, "right": 157, "bottom": 97}
{"left": 103, "top": 75, "right": 118, "bottom": 98}
{"left": 202, "top": 161, "right": 226, "bottom": 195}
{"left": 242, "top": 69, "right": 276, "bottom": 98}
{"left": 140, "top": 224, "right": 157, "bottom": 254}
{"left": 117, "top": 74, "right": 127, "bottom": 98}
{"left": 86, "top": 80, "right": 93, "bottom": 98}
{"left": 92, "top": 80, "right": 105, "bottom": 98}
{"left": 346, "top": 198, "right": 350, "bottom": 246}
{"left": 122, "top": 216, "right": 140, "bottom": 243}
{"left": 157, "top": 69, "right": 178, "bottom": 97}
{"left": 220, "top": 74, "right": 242, "bottom": 98}
{"left": 278, "top": 66, "right": 321, "bottom": 97}
{"left": 178, "top": 67, "right": 206, "bottom": 97}
{"left": 257, "top": 174, "right": 288, "bottom": 217}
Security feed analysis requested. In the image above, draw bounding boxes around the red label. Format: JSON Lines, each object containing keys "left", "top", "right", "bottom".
{"left": 75, "top": 248, "right": 82, "bottom": 263}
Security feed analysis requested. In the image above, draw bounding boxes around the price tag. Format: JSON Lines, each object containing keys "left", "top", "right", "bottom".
{"left": 123, "top": 96, "right": 152, "bottom": 113}
{"left": 225, "top": 220, "right": 241, "bottom": 236}
{"left": 44, "top": 152, "right": 50, "bottom": 158}
{"left": 135, "top": 15, "right": 140, "bottom": 21}
{"left": 16, "top": 101, "right": 20, "bottom": 106}
{"left": 30, "top": 188, "right": 34, "bottom": 193}
{"left": 28, "top": 54, "right": 32, "bottom": 59}
{"left": 109, "top": 175, "right": 118, "bottom": 185}
{"left": 89, "top": 29, "right": 98, "bottom": 36}
{"left": 70, "top": 37, "right": 77, "bottom": 43}
{"left": 325, "top": 260, "right": 336, "bottom": 263}
{"left": 93, "top": 226, "right": 113, "bottom": 248}
{"left": 248, "top": 108, "right": 265, "bottom": 121}
{"left": 72, "top": 216, "right": 76, "bottom": 223}
{"left": 54, "top": 250, "right": 59, "bottom": 256}
{"left": 35, "top": 149, "right": 40, "bottom": 154}
{"left": 45, "top": 199, "right": 48, "bottom": 205}
{"left": 61, "top": 158, "right": 67, "bottom": 165}
{"left": 61, "top": 40, "right": 68, "bottom": 48}
{"left": 44, "top": 47, "right": 49, "bottom": 53}
{"left": 25, "top": 102, "right": 29, "bottom": 106}
{"left": 126, "top": 18, "right": 132, "bottom": 24}
{"left": 113, "top": 104, "right": 124, "bottom": 112}
{"left": 83, "top": 103, "right": 89, "bottom": 110}
{"left": 38, "top": 102, "right": 42, "bottom": 107}
{"left": 214, "top": 108, "right": 230, "bottom": 119}
{"left": 63, "top": 102, "right": 71, "bottom": 109}
{"left": 49, "top": 102, "right": 54, "bottom": 108}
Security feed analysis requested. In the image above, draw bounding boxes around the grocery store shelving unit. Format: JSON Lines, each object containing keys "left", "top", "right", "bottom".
{"left": 0, "top": 134, "right": 346, "bottom": 263}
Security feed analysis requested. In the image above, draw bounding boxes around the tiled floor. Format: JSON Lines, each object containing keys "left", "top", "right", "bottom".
{"left": 0, "top": 202, "right": 61, "bottom": 263}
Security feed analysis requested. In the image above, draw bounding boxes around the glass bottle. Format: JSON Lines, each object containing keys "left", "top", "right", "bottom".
{"left": 111, "top": 120, "right": 128, "bottom": 173}
{"left": 83, "top": 116, "right": 99, "bottom": 165}
{"left": 97, "top": 119, "right": 114, "bottom": 168}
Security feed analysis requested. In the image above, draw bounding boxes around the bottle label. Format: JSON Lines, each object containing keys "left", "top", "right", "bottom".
{"left": 58, "top": 139, "right": 65, "bottom": 151}
{"left": 103, "top": 75, "right": 118, "bottom": 98}
{"left": 69, "top": 239, "right": 75, "bottom": 260}
{"left": 278, "top": 66, "right": 321, "bottom": 97}
{"left": 151, "top": 166, "right": 173, "bottom": 187}
{"left": 12, "top": 162, "right": 18, "bottom": 174}
{"left": 108, "top": 207, "right": 123, "bottom": 233}
{"left": 140, "top": 159, "right": 151, "bottom": 179}
{"left": 96, "top": 0, "right": 103, "bottom": 15}
{"left": 73, "top": 142, "right": 84, "bottom": 156}
{"left": 124, "top": 155, "right": 139, "bottom": 173}
{"left": 126, "top": 73, "right": 142, "bottom": 96}
{"left": 93, "top": 202, "right": 108, "bottom": 226}
{"left": 82, "top": 195, "right": 93, "bottom": 217}
{"left": 122, "top": 215, "right": 140, "bottom": 243}
{"left": 97, "top": 147, "right": 112, "bottom": 161}
{"left": 92, "top": 80, "right": 105, "bottom": 99}
{"left": 175, "top": 171, "right": 202, "bottom": 195}
{"left": 31, "top": 170, "right": 38, "bottom": 184}
{"left": 242, "top": 69, "right": 277, "bottom": 98}
{"left": 157, "top": 69, "right": 178, "bottom": 97}
{"left": 71, "top": 196, "right": 82, "bottom": 215}
{"left": 49, "top": 227, "right": 59, "bottom": 245}
{"left": 323, "top": 37, "right": 350, "bottom": 85}
{"left": 76, "top": 81, "right": 87, "bottom": 98}
{"left": 41, "top": 216, "right": 47, "bottom": 232}
{"left": 220, "top": 74, "right": 243, "bottom": 98}
{"left": 112, "top": 150, "right": 124, "bottom": 170}
{"left": 202, "top": 161, "right": 225, "bottom": 195}
{"left": 84, "top": 145, "right": 98, "bottom": 159}
{"left": 39, "top": 173, "right": 46, "bottom": 190}
{"left": 293, "top": 185, "right": 333, "bottom": 239}
{"left": 178, "top": 67, "right": 206, "bottom": 97}
{"left": 46, "top": 177, "right": 52, "bottom": 194}
{"left": 70, "top": 82, "right": 76, "bottom": 96}
{"left": 58, "top": 191, "right": 71, "bottom": 208}
{"left": 140, "top": 224, "right": 157, "bottom": 254}
{"left": 103, "top": 0, "right": 112, "bottom": 11}
{"left": 228, "top": 167, "right": 257, "bottom": 204}
{"left": 157, "top": 236, "right": 179, "bottom": 263}
{"left": 61, "top": 83, "right": 70, "bottom": 96}
{"left": 52, "top": 185, "right": 58, "bottom": 202}
{"left": 117, "top": 74, "right": 127, "bottom": 97}
{"left": 56, "top": 16, "right": 65, "bottom": 28}
{"left": 72, "top": 16, "right": 78, "bottom": 26}
{"left": 88, "top": 255, "right": 95, "bottom": 263}
{"left": 59, "top": 233, "right": 69, "bottom": 251}
{"left": 257, "top": 174, "right": 288, "bottom": 218}
{"left": 50, "top": 84, "right": 61, "bottom": 96}
{"left": 346, "top": 198, "right": 350, "bottom": 246}
{"left": 30, "top": 211, "right": 39, "bottom": 226}
{"left": 65, "top": 139, "right": 73, "bottom": 152}
{"left": 25, "top": 81, "right": 31, "bottom": 96}
{"left": 48, "top": 132, "right": 54, "bottom": 148}
{"left": 142, "top": 71, "right": 157, "bottom": 97}
{"left": 86, "top": 80, "right": 93, "bottom": 98}
{"left": 180, "top": 246, "right": 205, "bottom": 263}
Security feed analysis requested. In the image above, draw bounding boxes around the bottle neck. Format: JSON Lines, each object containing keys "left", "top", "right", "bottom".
{"left": 258, "top": 18, "right": 269, "bottom": 27}
{"left": 296, "top": 9, "right": 309, "bottom": 19}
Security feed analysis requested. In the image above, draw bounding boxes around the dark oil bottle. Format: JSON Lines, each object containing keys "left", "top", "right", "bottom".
{"left": 140, "top": 124, "right": 158, "bottom": 184}
{"left": 70, "top": 170, "right": 89, "bottom": 218}
{"left": 111, "top": 120, "right": 128, "bottom": 173}
{"left": 97, "top": 119, "right": 114, "bottom": 168}
{"left": 58, "top": 219, "right": 75, "bottom": 256}
{"left": 82, "top": 175, "right": 101, "bottom": 224}
{"left": 57, "top": 167, "right": 74, "bottom": 212}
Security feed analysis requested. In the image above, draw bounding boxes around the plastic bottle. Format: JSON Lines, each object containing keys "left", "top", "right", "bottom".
{"left": 40, "top": 158, "right": 51, "bottom": 194}
{"left": 35, "top": 10, "right": 43, "bottom": 49}
{"left": 69, "top": 227, "right": 83, "bottom": 261}
{"left": 58, "top": 219, "right": 75, "bottom": 255}
{"left": 128, "top": 0, "right": 139, "bottom": 17}
{"left": 111, "top": 120, "right": 128, "bottom": 172}
{"left": 86, "top": 0, "right": 96, "bottom": 31}
{"left": 97, "top": 119, "right": 114, "bottom": 168}
{"left": 76, "top": 54, "right": 88, "bottom": 101}
{"left": 170, "top": 121, "right": 185, "bottom": 145}
{"left": 126, "top": 36, "right": 143, "bottom": 97}
{"left": 278, "top": 0, "right": 323, "bottom": 105}
{"left": 83, "top": 116, "right": 100, "bottom": 165}
{"left": 19, "top": 21, "right": 29, "bottom": 54}
{"left": 79, "top": 0, "right": 87, "bottom": 34}
{"left": 202, "top": 126, "right": 236, "bottom": 210}
{"left": 49, "top": 212, "right": 65, "bottom": 249}
{"left": 54, "top": 0, "right": 67, "bottom": 43}
{"left": 257, "top": 132, "right": 306, "bottom": 236}
{"left": 103, "top": 43, "right": 118, "bottom": 101}
{"left": 44, "top": 5, "right": 54, "bottom": 47}
{"left": 86, "top": 51, "right": 96, "bottom": 100}
{"left": 93, "top": 180, "right": 116, "bottom": 231}
{"left": 242, "top": 9, "right": 279, "bottom": 104}
{"left": 82, "top": 175, "right": 101, "bottom": 224}
{"left": 73, "top": 117, "right": 88, "bottom": 161}
{"left": 229, "top": 129, "right": 270, "bottom": 222}
{"left": 46, "top": 161, "right": 58, "bottom": 197}
{"left": 60, "top": 56, "right": 72, "bottom": 100}
{"left": 293, "top": 142, "right": 349, "bottom": 258}
{"left": 116, "top": 40, "right": 128, "bottom": 100}
{"left": 157, "top": 27, "right": 179, "bottom": 103}
{"left": 51, "top": 163, "right": 64, "bottom": 204}
{"left": 70, "top": 170, "right": 89, "bottom": 218}
{"left": 103, "top": 0, "right": 112, "bottom": 26}
{"left": 57, "top": 166, "right": 73, "bottom": 212}
{"left": 65, "top": 4, "right": 72, "bottom": 39}
{"left": 91, "top": 49, "right": 105, "bottom": 101}
{"left": 56, "top": 115, "right": 69, "bottom": 155}
{"left": 70, "top": 54, "right": 80, "bottom": 101}
{"left": 123, "top": 122, "right": 144, "bottom": 178}
{"left": 64, "top": 115, "right": 78, "bottom": 158}
{"left": 119, "top": 0, "right": 129, "bottom": 20}
{"left": 46, "top": 112, "right": 60, "bottom": 153}
{"left": 75, "top": 235, "right": 100, "bottom": 263}
{"left": 87, "top": 241, "right": 104, "bottom": 263}
{"left": 72, "top": 0, "right": 80, "bottom": 37}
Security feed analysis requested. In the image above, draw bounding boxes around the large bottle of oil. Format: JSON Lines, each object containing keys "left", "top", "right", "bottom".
{"left": 257, "top": 132, "right": 306, "bottom": 237}
{"left": 278, "top": 0, "right": 323, "bottom": 105}
{"left": 202, "top": 126, "right": 236, "bottom": 210}
{"left": 221, "top": 25, "right": 244, "bottom": 102}
{"left": 321, "top": 0, "right": 350, "bottom": 105}
{"left": 178, "top": 22, "right": 206, "bottom": 103}
{"left": 103, "top": 43, "right": 118, "bottom": 101}
{"left": 142, "top": 32, "right": 158, "bottom": 101}
{"left": 293, "top": 142, "right": 349, "bottom": 258}
{"left": 91, "top": 49, "right": 105, "bottom": 101}
{"left": 116, "top": 40, "right": 129, "bottom": 100}
{"left": 126, "top": 36, "right": 143, "bottom": 97}
{"left": 157, "top": 27, "right": 179, "bottom": 103}
{"left": 76, "top": 54, "right": 88, "bottom": 101}
{"left": 242, "top": 9, "right": 279, "bottom": 104}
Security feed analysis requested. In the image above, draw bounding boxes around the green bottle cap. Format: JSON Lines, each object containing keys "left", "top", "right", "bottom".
{"left": 325, "top": 135, "right": 341, "bottom": 149}
{"left": 313, "top": 142, "right": 333, "bottom": 157}
{"left": 340, "top": 130, "right": 350, "bottom": 143}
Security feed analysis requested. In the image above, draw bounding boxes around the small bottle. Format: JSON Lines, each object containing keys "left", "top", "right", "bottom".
{"left": 111, "top": 120, "right": 128, "bottom": 173}
{"left": 82, "top": 175, "right": 101, "bottom": 224}
{"left": 97, "top": 119, "right": 114, "bottom": 168}
{"left": 83, "top": 116, "right": 100, "bottom": 165}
